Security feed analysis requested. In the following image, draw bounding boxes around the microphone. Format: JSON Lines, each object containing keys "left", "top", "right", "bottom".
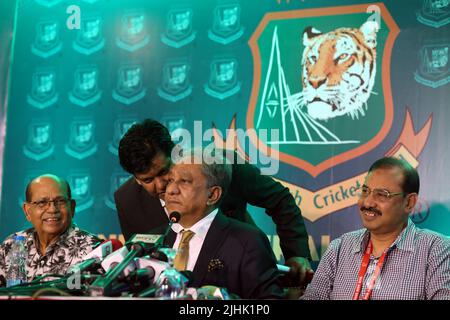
{"left": 134, "top": 257, "right": 170, "bottom": 282}
{"left": 153, "top": 211, "right": 181, "bottom": 249}
{"left": 89, "top": 233, "right": 167, "bottom": 296}
{"left": 169, "top": 211, "right": 181, "bottom": 223}
{"left": 277, "top": 264, "right": 314, "bottom": 287}
{"left": 179, "top": 270, "right": 194, "bottom": 287}
{"left": 101, "top": 246, "right": 136, "bottom": 276}
{"left": 66, "top": 240, "right": 123, "bottom": 275}
{"left": 277, "top": 264, "right": 290, "bottom": 274}
{"left": 120, "top": 266, "right": 155, "bottom": 286}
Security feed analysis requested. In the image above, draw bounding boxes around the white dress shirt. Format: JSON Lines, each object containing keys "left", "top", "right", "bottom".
{"left": 170, "top": 208, "right": 218, "bottom": 271}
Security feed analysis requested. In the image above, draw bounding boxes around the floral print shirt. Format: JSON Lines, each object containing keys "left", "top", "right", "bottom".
{"left": 0, "top": 225, "right": 100, "bottom": 284}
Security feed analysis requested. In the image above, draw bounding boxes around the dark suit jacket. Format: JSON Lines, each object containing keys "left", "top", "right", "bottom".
{"left": 160, "top": 211, "right": 285, "bottom": 299}
{"left": 114, "top": 159, "right": 311, "bottom": 260}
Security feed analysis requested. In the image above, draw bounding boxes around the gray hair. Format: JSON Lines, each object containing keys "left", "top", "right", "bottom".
{"left": 174, "top": 148, "right": 232, "bottom": 203}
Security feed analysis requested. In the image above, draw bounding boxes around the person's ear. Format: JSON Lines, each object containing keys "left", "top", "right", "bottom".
{"left": 22, "top": 203, "right": 32, "bottom": 222}
{"left": 206, "top": 186, "right": 222, "bottom": 206}
{"left": 405, "top": 193, "right": 418, "bottom": 213}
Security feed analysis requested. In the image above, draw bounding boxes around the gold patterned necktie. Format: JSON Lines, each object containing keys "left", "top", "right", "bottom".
{"left": 173, "top": 230, "right": 195, "bottom": 271}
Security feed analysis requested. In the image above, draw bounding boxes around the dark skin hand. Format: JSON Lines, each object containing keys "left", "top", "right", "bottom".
{"left": 284, "top": 256, "right": 314, "bottom": 288}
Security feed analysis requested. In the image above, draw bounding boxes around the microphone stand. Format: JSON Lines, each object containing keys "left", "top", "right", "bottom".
{"left": 153, "top": 211, "right": 180, "bottom": 249}
{"left": 88, "top": 212, "right": 181, "bottom": 297}
{"left": 88, "top": 243, "right": 145, "bottom": 297}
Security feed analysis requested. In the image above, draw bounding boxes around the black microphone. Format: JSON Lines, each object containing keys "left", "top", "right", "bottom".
{"left": 152, "top": 211, "right": 181, "bottom": 250}
{"left": 121, "top": 266, "right": 155, "bottom": 284}
{"left": 89, "top": 213, "right": 181, "bottom": 296}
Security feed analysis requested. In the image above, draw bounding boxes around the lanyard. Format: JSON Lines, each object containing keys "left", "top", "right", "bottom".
{"left": 352, "top": 241, "right": 387, "bottom": 300}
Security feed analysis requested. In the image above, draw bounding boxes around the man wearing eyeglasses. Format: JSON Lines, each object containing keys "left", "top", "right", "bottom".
{"left": 0, "top": 174, "right": 100, "bottom": 284}
{"left": 301, "top": 157, "right": 450, "bottom": 300}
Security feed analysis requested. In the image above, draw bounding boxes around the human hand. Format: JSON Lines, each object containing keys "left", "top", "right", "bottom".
{"left": 284, "top": 256, "right": 314, "bottom": 288}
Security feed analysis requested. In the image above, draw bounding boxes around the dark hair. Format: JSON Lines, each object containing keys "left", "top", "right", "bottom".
{"left": 118, "top": 119, "right": 175, "bottom": 174}
{"left": 368, "top": 157, "right": 420, "bottom": 195}
{"left": 25, "top": 175, "right": 72, "bottom": 202}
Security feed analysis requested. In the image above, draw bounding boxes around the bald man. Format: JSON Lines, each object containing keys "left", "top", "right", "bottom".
{"left": 0, "top": 174, "right": 100, "bottom": 284}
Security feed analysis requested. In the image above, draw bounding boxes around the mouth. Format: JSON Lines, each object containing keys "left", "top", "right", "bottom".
{"left": 43, "top": 216, "right": 61, "bottom": 223}
{"left": 311, "top": 97, "right": 337, "bottom": 111}
{"left": 165, "top": 198, "right": 182, "bottom": 208}
{"left": 361, "top": 208, "right": 382, "bottom": 218}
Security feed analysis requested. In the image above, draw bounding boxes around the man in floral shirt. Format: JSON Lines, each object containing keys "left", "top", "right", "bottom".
{"left": 0, "top": 174, "right": 100, "bottom": 284}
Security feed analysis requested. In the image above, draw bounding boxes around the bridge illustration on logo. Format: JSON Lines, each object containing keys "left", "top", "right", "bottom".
{"left": 255, "top": 26, "right": 361, "bottom": 146}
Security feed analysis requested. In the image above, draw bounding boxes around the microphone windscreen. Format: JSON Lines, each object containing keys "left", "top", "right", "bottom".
{"left": 169, "top": 211, "right": 181, "bottom": 223}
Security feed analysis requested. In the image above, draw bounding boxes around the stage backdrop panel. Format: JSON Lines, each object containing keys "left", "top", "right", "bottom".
{"left": 0, "top": 0, "right": 449, "bottom": 263}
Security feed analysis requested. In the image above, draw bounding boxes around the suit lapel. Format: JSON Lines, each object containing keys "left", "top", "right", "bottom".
{"left": 163, "top": 229, "right": 177, "bottom": 248}
{"left": 192, "top": 211, "right": 230, "bottom": 286}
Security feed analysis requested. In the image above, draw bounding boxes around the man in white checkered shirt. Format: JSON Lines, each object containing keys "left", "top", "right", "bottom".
{"left": 301, "top": 157, "right": 450, "bottom": 300}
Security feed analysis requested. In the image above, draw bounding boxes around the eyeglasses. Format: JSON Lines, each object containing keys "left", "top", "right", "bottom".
{"left": 358, "top": 185, "right": 404, "bottom": 202}
{"left": 28, "top": 198, "right": 71, "bottom": 210}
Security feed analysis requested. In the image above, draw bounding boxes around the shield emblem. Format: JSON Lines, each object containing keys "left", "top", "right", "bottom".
{"left": 116, "top": 12, "right": 150, "bottom": 52}
{"left": 415, "top": 41, "right": 450, "bottom": 88}
{"left": 35, "top": 0, "right": 61, "bottom": 7}
{"left": 204, "top": 58, "right": 241, "bottom": 99}
{"left": 158, "top": 62, "right": 192, "bottom": 102}
{"left": 247, "top": 5, "right": 399, "bottom": 177}
{"left": 108, "top": 118, "right": 137, "bottom": 155}
{"left": 112, "top": 65, "right": 146, "bottom": 105}
{"left": 161, "top": 8, "right": 196, "bottom": 48}
{"left": 31, "top": 21, "right": 62, "bottom": 58}
{"left": 208, "top": 4, "right": 244, "bottom": 44}
{"left": 23, "top": 121, "right": 55, "bottom": 161}
{"left": 416, "top": 0, "right": 450, "bottom": 28}
{"left": 69, "top": 66, "right": 102, "bottom": 107}
{"left": 65, "top": 119, "right": 98, "bottom": 159}
{"left": 105, "top": 172, "right": 131, "bottom": 210}
{"left": 162, "top": 116, "right": 186, "bottom": 146}
{"left": 68, "top": 173, "right": 94, "bottom": 212}
{"left": 73, "top": 17, "right": 105, "bottom": 55}
{"left": 27, "top": 70, "right": 58, "bottom": 109}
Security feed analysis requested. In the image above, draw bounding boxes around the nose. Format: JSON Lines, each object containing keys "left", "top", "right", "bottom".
{"left": 166, "top": 180, "right": 179, "bottom": 196}
{"left": 309, "top": 77, "right": 326, "bottom": 89}
{"left": 360, "top": 190, "right": 377, "bottom": 208}
{"left": 46, "top": 200, "right": 59, "bottom": 212}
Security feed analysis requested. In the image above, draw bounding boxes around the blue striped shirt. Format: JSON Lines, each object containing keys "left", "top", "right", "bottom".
{"left": 301, "top": 219, "right": 450, "bottom": 300}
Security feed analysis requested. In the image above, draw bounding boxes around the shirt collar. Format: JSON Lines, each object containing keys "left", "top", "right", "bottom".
{"left": 353, "top": 219, "right": 416, "bottom": 254}
{"left": 32, "top": 224, "right": 76, "bottom": 254}
{"left": 171, "top": 208, "right": 219, "bottom": 241}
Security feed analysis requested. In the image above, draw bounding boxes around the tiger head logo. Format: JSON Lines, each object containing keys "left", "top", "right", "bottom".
{"left": 299, "top": 21, "right": 379, "bottom": 121}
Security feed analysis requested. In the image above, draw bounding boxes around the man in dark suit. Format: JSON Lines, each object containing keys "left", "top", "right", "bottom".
{"left": 160, "top": 149, "right": 284, "bottom": 299}
{"left": 114, "top": 119, "right": 312, "bottom": 286}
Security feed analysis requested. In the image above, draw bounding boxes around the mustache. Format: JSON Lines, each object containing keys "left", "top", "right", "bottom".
{"left": 360, "top": 207, "right": 382, "bottom": 216}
